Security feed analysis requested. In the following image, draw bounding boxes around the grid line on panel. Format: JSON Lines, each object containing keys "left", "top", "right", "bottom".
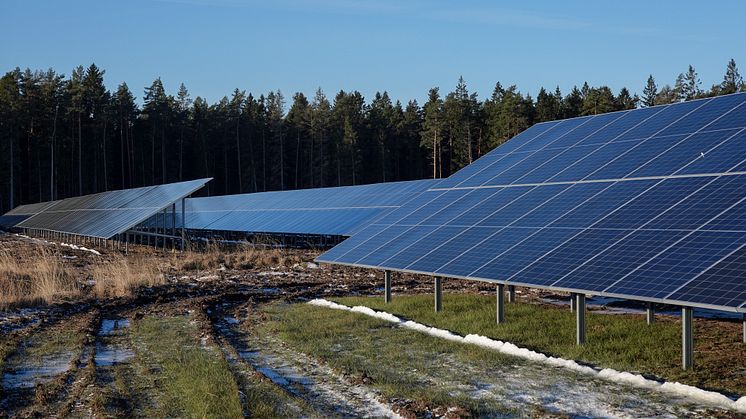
{"left": 430, "top": 170, "right": 746, "bottom": 191}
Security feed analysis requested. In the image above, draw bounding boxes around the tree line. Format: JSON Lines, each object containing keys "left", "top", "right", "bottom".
{"left": 1, "top": 59, "right": 744, "bottom": 211}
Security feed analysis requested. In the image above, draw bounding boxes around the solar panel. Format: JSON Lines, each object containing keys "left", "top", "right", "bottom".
{"left": 0, "top": 201, "right": 58, "bottom": 228}
{"left": 148, "top": 179, "right": 438, "bottom": 237}
{"left": 15, "top": 179, "right": 211, "bottom": 239}
{"left": 318, "top": 93, "right": 746, "bottom": 312}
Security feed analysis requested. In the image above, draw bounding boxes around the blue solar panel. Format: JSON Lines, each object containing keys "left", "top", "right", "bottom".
{"left": 151, "top": 179, "right": 437, "bottom": 237}
{"left": 319, "top": 93, "right": 746, "bottom": 312}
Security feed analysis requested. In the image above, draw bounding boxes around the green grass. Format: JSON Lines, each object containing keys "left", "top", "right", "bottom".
{"left": 261, "top": 302, "right": 527, "bottom": 416}
{"left": 130, "top": 316, "right": 244, "bottom": 419}
{"left": 333, "top": 294, "right": 746, "bottom": 394}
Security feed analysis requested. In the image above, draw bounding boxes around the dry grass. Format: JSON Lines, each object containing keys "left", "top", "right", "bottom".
{"left": 92, "top": 254, "right": 164, "bottom": 298}
{"left": 179, "top": 241, "right": 303, "bottom": 271}
{"left": 0, "top": 246, "right": 79, "bottom": 310}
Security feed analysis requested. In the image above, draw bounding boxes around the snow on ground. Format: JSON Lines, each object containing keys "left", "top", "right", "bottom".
{"left": 308, "top": 298, "right": 746, "bottom": 414}
{"left": 14, "top": 233, "right": 102, "bottom": 255}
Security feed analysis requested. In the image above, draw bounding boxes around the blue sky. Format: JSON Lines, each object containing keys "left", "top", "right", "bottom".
{"left": 4, "top": 0, "right": 745, "bottom": 105}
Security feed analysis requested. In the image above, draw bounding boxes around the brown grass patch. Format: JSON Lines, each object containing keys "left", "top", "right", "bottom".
{"left": 0, "top": 246, "right": 79, "bottom": 310}
{"left": 179, "top": 241, "right": 303, "bottom": 271}
{"left": 91, "top": 254, "right": 165, "bottom": 298}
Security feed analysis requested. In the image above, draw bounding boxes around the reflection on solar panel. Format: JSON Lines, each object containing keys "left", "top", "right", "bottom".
{"left": 155, "top": 179, "right": 437, "bottom": 236}
{"left": 318, "top": 93, "right": 746, "bottom": 313}
{"left": 15, "top": 179, "right": 211, "bottom": 239}
{"left": 0, "top": 201, "right": 58, "bottom": 228}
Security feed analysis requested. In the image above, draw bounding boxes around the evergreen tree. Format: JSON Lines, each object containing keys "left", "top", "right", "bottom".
{"left": 720, "top": 58, "right": 744, "bottom": 94}
{"left": 420, "top": 87, "right": 443, "bottom": 178}
{"left": 642, "top": 75, "right": 657, "bottom": 107}
{"left": 615, "top": 88, "right": 638, "bottom": 110}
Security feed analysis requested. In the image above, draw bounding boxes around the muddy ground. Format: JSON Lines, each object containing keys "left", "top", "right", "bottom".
{"left": 1, "top": 233, "right": 745, "bottom": 418}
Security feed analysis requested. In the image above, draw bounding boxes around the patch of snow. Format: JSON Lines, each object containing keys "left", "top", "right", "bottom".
{"left": 308, "top": 299, "right": 746, "bottom": 414}
{"left": 306, "top": 262, "right": 319, "bottom": 269}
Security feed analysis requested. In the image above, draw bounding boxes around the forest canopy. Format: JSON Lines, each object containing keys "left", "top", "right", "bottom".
{"left": 1, "top": 59, "right": 744, "bottom": 211}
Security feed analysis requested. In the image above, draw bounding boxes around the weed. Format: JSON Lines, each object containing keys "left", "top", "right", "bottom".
{"left": 91, "top": 254, "right": 164, "bottom": 298}
{"left": 0, "top": 246, "right": 79, "bottom": 310}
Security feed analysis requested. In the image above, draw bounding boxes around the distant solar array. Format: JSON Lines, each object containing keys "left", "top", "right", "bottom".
{"left": 14, "top": 179, "right": 211, "bottom": 239}
{"left": 150, "top": 179, "right": 438, "bottom": 237}
{"left": 318, "top": 93, "right": 746, "bottom": 313}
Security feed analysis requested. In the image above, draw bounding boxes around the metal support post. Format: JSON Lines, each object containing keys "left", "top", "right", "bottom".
{"left": 508, "top": 285, "right": 515, "bottom": 303}
{"left": 384, "top": 270, "right": 392, "bottom": 303}
{"left": 742, "top": 313, "right": 745, "bottom": 344}
{"left": 434, "top": 277, "right": 442, "bottom": 312}
{"left": 570, "top": 292, "right": 576, "bottom": 312}
{"left": 682, "top": 307, "right": 694, "bottom": 370}
{"left": 181, "top": 198, "right": 186, "bottom": 251}
{"left": 646, "top": 302, "right": 655, "bottom": 325}
{"left": 576, "top": 293, "right": 586, "bottom": 345}
{"left": 496, "top": 284, "right": 505, "bottom": 324}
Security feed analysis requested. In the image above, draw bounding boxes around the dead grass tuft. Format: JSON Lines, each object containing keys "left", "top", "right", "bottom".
{"left": 92, "top": 254, "right": 164, "bottom": 298}
{"left": 0, "top": 246, "right": 79, "bottom": 310}
{"left": 179, "top": 241, "right": 303, "bottom": 272}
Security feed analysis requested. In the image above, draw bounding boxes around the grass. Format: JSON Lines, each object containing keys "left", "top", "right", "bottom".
{"left": 261, "top": 301, "right": 525, "bottom": 416}
{"left": 129, "top": 315, "right": 243, "bottom": 418}
{"left": 334, "top": 294, "right": 746, "bottom": 395}
{"left": 0, "top": 246, "right": 79, "bottom": 310}
{"left": 178, "top": 241, "right": 304, "bottom": 271}
{"left": 91, "top": 254, "right": 164, "bottom": 298}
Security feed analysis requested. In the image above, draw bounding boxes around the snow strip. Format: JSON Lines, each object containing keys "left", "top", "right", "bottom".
{"left": 14, "top": 234, "right": 102, "bottom": 255}
{"left": 308, "top": 298, "right": 746, "bottom": 413}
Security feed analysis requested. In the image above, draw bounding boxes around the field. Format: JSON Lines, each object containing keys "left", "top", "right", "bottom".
{"left": 1, "top": 232, "right": 745, "bottom": 418}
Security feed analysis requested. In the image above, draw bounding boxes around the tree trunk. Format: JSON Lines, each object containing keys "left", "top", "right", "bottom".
{"left": 103, "top": 117, "right": 108, "bottom": 191}
{"left": 235, "top": 119, "right": 242, "bottom": 192}
{"left": 78, "top": 112, "right": 82, "bottom": 195}
{"left": 294, "top": 130, "right": 300, "bottom": 189}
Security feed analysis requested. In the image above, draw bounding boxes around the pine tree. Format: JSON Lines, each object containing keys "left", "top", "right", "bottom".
{"left": 720, "top": 58, "right": 744, "bottom": 94}
{"left": 642, "top": 75, "right": 657, "bottom": 107}
{"left": 682, "top": 65, "right": 701, "bottom": 100}
{"left": 420, "top": 87, "right": 443, "bottom": 179}
{"left": 615, "top": 88, "right": 638, "bottom": 110}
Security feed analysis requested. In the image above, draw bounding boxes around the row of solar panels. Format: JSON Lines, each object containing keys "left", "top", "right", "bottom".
{"left": 318, "top": 93, "right": 746, "bottom": 313}
{"left": 147, "top": 179, "right": 437, "bottom": 236}
{"left": 0, "top": 179, "right": 437, "bottom": 240}
{"left": 1, "top": 179, "right": 211, "bottom": 239}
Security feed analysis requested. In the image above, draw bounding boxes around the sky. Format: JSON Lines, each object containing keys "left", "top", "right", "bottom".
{"left": 3, "top": 0, "right": 746, "bottom": 106}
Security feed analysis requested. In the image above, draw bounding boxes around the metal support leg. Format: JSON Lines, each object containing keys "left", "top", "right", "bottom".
{"left": 742, "top": 313, "right": 745, "bottom": 344}
{"left": 646, "top": 302, "right": 655, "bottom": 325}
{"left": 570, "top": 292, "right": 577, "bottom": 312}
{"left": 434, "top": 277, "right": 442, "bottom": 312}
{"left": 384, "top": 270, "right": 392, "bottom": 303}
{"left": 496, "top": 284, "right": 505, "bottom": 324}
{"left": 576, "top": 294, "right": 586, "bottom": 345}
{"left": 508, "top": 285, "right": 515, "bottom": 303}
{"left": 682, "top": 307, "right": 694, "bottom": 370}
{"left": 181, "top": 198, "right": 186, "bottom": 251}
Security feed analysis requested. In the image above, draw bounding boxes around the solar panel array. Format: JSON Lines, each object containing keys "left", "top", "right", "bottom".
{"left": 15, "top": 179, "right": 211, "bottom": 239}
{"left": 0, "top": 201, "right": 58, "bottom": 228}
{"left": 318, "top": 93, "right": 746, "bottom": 312}
{"left": 151, "top": 179, "right": 437, "bottom": 236}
